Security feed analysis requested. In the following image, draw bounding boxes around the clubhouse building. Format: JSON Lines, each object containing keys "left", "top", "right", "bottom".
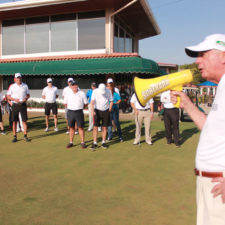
{"left": 0, "top": 0, "right": 163, "bottom": 97}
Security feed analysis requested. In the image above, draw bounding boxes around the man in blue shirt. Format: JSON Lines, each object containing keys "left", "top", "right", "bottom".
{"left": 86, "top": 82, "right": 97, "bottom": 131}
{"left": 107, "top": 83, "right": 123, "bottom": 142}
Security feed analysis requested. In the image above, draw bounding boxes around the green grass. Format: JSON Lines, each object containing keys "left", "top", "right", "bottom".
{"left": 0, "top": 114, "right": 200, "bottom": 225}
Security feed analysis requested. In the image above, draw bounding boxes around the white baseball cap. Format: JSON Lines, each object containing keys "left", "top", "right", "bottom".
{"left": 185, "top": 34, "right": 225, "bottom": 57}
{"left": 68, "top": 77, "right": 74, "bottom": 83}
{"left": 98, "top": 83, "right": 106, "bottom": 95}
{"left": 15, "top": 73, "right": 22, "bottom": 78}
{"left": 47, "top": 78, "right": 52, "bottom": 83}
{"left": 107, "top": 78, "right": 114, "bottom": 84}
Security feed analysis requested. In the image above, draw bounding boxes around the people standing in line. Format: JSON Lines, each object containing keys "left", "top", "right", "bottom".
{"left": 171, "top": 34, "right": 225, "bottom": 225}
{"left": 90, "top": 83, "right": 113, "bottom": 150}
{"left": 62, "top": 78, "right": 78, "bottom": 135}
{"left": 107, "top": 83, "right": 123, "bottom": 142}
{"left": 7, "top": 73, "right": 30, "bottom": 142}
{"left": 86, "top": 82, "right": 97, "bottom": 132}
{"left": 130, "top": 93, "right": 154, "bottom": 145}
{"left": 0, "top": 92, "right": 6, "bottom": 135}
{"left": 160, "top": 90, "right": 180, "bottom": 147}
{"left": 42, "top": 78, "right": 59, "bottom": 132}
{"left": 64, "top": 81, "right": 88, "bottom": 149}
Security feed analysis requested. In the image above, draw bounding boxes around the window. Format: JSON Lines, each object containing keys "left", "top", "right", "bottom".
{"left": 26, "top": 17, "right": 49, "bottom": 54}
{"left": 2, "top": 11, "right": 105, "bottom": 56}
{"left": 2, "top": 19, "right": 24, "bottom": 55}
{"left": 51, "top": 14, "right": 77, "bottom": 52}
{"left": 114, "top": 17, "right": 134, "bottom": 53}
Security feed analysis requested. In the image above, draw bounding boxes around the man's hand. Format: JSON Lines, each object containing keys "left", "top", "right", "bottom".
{"left": 170, "top": 91, "right": 192, "bottom": 109}
{"left": 211, "top": 177, "right": 225, "bottom": 204}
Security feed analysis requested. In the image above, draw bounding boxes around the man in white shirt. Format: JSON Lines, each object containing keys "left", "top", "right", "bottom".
{"left": 63, "top": 77, "right": 78, "bottom": 135}
{"left": 64, "top": 81, "right": 88, "bottom": 149}
{"left": 7, "top": 73, "right": 30, "bottom": 142}
{"left": 42, "top": 78, "right": 59, "bottom": 132}
{"left": 90, "top": 83, "right": 113, "bottom": 150}
{"left": 160, "top": 90, "right": 180, "bottom": 147}
{"left": 130, "top": 93, "right": 154, "bottom": 145}
{"left": 171, "top": 34, "right": 225, "bottom": 225}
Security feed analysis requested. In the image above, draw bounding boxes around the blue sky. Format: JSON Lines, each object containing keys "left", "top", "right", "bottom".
{"left": 140, "top": 0, "right": 225, "bottom": 65}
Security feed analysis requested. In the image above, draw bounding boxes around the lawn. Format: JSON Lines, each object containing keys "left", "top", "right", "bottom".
{"left": 0, "top": 113, "right": 200, "bottom": 225}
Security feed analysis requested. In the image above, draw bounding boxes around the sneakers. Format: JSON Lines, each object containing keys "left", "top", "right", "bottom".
{"left": 101, "top": 142, "right": 108, "bottom": 149}
{"left": 88, "top": 128, "right": 92, "bottom": 132}
{"left": 74, "top": 130, "right": 78, "bottom": 135}
{"left": 44, "top": 127, "right": 49, "bottom": 132}
{"left": 66, "top": 143, "right": 74, "bottom": 149}
{"left": 1, "top": 130, "right": 6, "bottom": 135}
{"left": 133, "top": 141, "right": 139, "bottom": 145}
{"left": 107, "top": 137, "right": 112, "bottom": 142}
{"left": 54, "top": 127, "right": 59, "bottom": 132}
{"left": 24, "top": 136, "right": 31, "bottom": 142}
{"left": 66, "top": 130, "right": 69, "bottom": 134}
{"left": 81, "top": 143, "right": 87, "bottom": 149}
{"left": 98, "top": 127, "right": 101, "bottom": 132}
{"left": 12, "top": 136, "right": 17, "bottom": 143}
{"left": 90, "top": 143, "right": 98, "bottom": 151}
{"left": 146, "top": 141, "right": 152, "bottom": 145}
{"left": 119, "top": 138, "right": 123, "bottom": 142}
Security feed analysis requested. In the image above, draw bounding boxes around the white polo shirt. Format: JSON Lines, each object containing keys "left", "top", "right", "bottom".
{"left": 196, "top": 74, "right": 225, "bottom": 172}
{"left": 130, "top": 93, "right": 154, "bottom": 110}
{"left": 91, "top": 88, "right": 113, "bottom": 111}
{"left": 62, "top": 86, "right": 71, "bottom": 99}
{"left": 160, "top": 90, "right": 175, "bottom": 109}
{"left": 7, "top": 83, "right": 29, "bottom": 104}
{"left": 42, "top": 86, "right": 58, "bottom": 103}
{"left": 64, "top": 90, "right": 88, "bottom": 111}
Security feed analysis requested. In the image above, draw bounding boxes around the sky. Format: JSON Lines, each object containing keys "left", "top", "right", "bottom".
{"left": 140, "top": 0, "right": 225, "bottom": 65}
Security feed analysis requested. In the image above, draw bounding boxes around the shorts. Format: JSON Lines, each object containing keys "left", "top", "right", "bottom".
{"left": 0, "top": 107, "right": 2, "bottom": 122}
{"left": 67, "top": 109, "right": 84, "bottom": 128}
{"left": 94, "top": 109, "right": 110, "bottom": 127}
{"left": 12, "top": 103, "right": 28, "bottom": 122}
{"left": 45, "top": 102, "right": 58, "bottom": 116}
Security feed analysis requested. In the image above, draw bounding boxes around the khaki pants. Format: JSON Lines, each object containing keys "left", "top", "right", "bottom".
{"left": 197, "top": 176, "right": 225, "bottom": 225}
{"left": 134, "top": 110, "right": 152, "bottom": 143}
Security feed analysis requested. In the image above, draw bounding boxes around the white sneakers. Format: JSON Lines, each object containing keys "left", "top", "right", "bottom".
{"left": 44, "top": 127, "right": 49, "bottom": 132}
{"left": 146, "top": 141, "right": 152, "bottom": 145}
{"left": 44, "top": 127, "right": 58, "bottom": 132}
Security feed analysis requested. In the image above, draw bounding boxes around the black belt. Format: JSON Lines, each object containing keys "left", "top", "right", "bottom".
{"left": 139, "top": 109, "right": 150, "bottom": 111}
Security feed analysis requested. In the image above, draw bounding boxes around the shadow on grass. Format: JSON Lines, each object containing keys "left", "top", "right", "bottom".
{"left": 180, "top": 127, "right": 199, "bottom": 144}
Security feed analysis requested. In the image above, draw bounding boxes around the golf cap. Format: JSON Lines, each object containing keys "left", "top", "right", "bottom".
{"left": 68, "top": 77, "right": 74, "bottom": 83}
{"left": 15, "top": 73, "right": 22, "bottom": 78}
{"left": 98, "top": 83, "right": 106, "bottom": 95}
{"left": 185, "top": 34, "right": 225, "bottom": 57}
{"left": 107, "top": 78, "right": 114, "bottom": 84}
{"left": 47, "top": 78, "right": 52, "bottom": 83}
{"left": 71, "top": 80, "right": 78, "bottom": 86}
{"left": 91, "top": 82, "right": 97, "bottom": 87}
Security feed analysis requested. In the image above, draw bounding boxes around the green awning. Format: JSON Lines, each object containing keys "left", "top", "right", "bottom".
{"left": 0, "top": 56, "right": 162, "bottom": 76}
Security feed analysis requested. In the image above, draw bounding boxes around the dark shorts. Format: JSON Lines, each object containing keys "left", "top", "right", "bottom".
{"left": 67, "top": 109, "right": 84, "bottom": 128}
{"left": 12, "top": 103, "right": 28, "bottom": 122}
{"left": 0, "top": 107, "right": 2, "bottom": 122}
{"left": 94, "top": 109, "right": 110, "bottom": 127}
{"left": 45, "top": 102, "right": 58, "bottom": 116}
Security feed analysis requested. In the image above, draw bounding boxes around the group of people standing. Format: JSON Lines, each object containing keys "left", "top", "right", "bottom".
{"left": 0, "top": 73, "right": 180, "bottom": 149}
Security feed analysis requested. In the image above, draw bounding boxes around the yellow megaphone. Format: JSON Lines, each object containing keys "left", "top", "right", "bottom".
{"left": 134, "top": 69, "right": 193, "bottom": 108}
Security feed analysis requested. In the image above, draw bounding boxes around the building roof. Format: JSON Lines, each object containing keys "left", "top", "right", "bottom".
{"left": 0, "top": 54, "right": 163, "bottom": 76}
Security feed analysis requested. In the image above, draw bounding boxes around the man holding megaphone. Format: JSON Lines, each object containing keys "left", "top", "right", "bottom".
{"left": 171, "top": 34, "right": 225, "bottom": 225}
